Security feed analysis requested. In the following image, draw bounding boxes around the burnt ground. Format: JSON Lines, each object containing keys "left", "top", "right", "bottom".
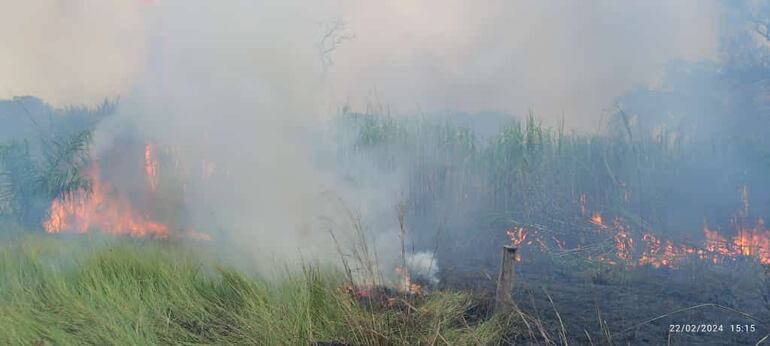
{"left": 439, "top": 252, "right": 770, "bottom": 345}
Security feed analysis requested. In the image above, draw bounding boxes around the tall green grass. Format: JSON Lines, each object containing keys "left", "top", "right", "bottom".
{"left": 0, "top": 235, "right": 509, "bottom": 345}
{"left": 332, "top": 111, "right": 770, "bottom": 260}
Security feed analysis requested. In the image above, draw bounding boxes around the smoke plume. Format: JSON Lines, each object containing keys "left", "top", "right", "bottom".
{"left": 0, "top": 1, "right": 731, "bottom": 272}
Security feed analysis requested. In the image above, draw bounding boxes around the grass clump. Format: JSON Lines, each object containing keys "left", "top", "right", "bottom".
{"left": 0, "top": 235, "right": 513, "bottom": 345}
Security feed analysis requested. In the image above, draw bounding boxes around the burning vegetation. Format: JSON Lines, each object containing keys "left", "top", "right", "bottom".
{"left": 3, "top": 100, "right": 770, "bottom": 344}
{"left": 504, "top": 186, "right": 770, "bottom": 268}
{"left": 38, "top": 135, "right": 209, "bottom": 240}
{"left": 43, "top": 164, "right": 170, "bottom": 237}
{"left": 507, "top": 202, "right": 770, "bottom": 269}
{"left": 43, "top": 139, "right": 164, "bottom": 237}
{"left": 5, "top": 2, "right": 770, "bottom": 344}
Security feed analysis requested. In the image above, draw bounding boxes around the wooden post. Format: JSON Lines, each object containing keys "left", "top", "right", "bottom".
{"left": 494, "top": 245, "right": 517, "bottom": 314}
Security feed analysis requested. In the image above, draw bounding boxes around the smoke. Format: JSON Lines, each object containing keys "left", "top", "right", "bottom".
{"left": 330, "top": 0, "right": 721, "bottom": 131}
{"left": 407, "top": 251, "right": 440, "bottom": 285}
{"left": 93, "top": 1, "right": 344, "bottom": 270}
{"left": 0, "top": 1, "right": 730, "bottom": 273}
{"left": 0, "top": 1, "right": 146, "bottom": 106}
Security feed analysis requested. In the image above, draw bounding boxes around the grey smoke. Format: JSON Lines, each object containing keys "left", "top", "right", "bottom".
{"left": 0, "top": 1, "right": 739, "bottom": 275}
{"left": 407, "top": 251, "right": 440, "bottom": 285}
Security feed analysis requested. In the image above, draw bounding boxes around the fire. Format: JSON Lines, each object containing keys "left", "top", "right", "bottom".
{"left": 508, "top": 198, "right": 770, "bottom": 268}
{"left": 612, "top": 218, "right": 633, "bottom": 261}
{"left": 43, "top": 143, "right": 211, "bottom": 240}
{"left": 506, "top": 226, "right": 550, "bottom": 251}
{"left": 704, "top": 221, "right": 729, "bottom": 256}
{"left": 43, "top": 141, "right": 208, "bottom": 239}
{"left": 591, "top": 212, "right": 605, "bottom": 228}
{"left": 731, "top": 218, "right": 770, "bottom": 263}
{"left": 506, "top": 227, "right": 528, "bottom": 246}
{"left": 638, "top": 233, "right": 700, "bottom": 268}
{"left": 394, "top": 265, "right": 422, "bottom": 295}
{"left": 44, "top": 165, "right": 170, "bottom": 237}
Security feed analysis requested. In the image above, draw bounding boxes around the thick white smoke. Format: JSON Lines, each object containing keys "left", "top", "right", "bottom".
{"left": 0, "top": 1, "right": 725, "bottom": 273}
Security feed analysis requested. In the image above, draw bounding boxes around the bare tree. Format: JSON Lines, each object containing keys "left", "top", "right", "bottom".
{"left": 318, "top": 19, "right": 355, "bottom": 75}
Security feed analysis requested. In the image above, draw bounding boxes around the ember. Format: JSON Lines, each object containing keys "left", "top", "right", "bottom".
{"left": 395, "top": 265, "right": 422, "bottom": 295}
{"left": 590, "top": 212, "right": 605, "bottom": 228}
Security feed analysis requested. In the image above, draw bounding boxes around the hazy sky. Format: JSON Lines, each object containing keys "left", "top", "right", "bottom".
{"left": 0, "top": 0, "right": 721, "bottom": 131}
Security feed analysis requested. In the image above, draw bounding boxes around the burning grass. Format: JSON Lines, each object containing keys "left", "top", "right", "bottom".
{"left": 0, "top": 234, "right": 519, "bottom": 345}
{"left": 5, "top": 105, "right": 770, "bottom": 344}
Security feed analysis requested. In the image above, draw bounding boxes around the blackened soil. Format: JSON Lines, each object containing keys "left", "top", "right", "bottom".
{"left": 440, "top": 255, "right": 770, "bottom": 345}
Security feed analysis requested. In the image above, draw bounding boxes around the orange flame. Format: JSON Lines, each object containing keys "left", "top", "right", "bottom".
{"left": 43, "top": 142, "right": 212, "bottom": 240}
{"left": 44, "top": 165, "right": 169, "bottom": 237}
{"left": 394, "top": 265, "right": 421, "bottom": 295}
{"left": 612, "top": 218, "right": 633, "bottom": 261}
{"left": 508, "top": 203, "right": 770, "bottom": 268}
{"left": 591, "top": 212, "right": 605, "bottom": 228}
{"left": 506, "top": 227, "right": 528, "bottom": 246}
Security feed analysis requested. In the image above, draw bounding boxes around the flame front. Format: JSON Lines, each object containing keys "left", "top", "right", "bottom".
{"left": 509, "top": 209, "right": 770, "bottom": 268}
{"left": 44, "top": 164, "right": 170, "bottom": 237}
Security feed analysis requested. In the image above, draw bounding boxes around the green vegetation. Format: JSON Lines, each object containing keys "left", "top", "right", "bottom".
{"left": 338, "top": 110, "right": 686, "bottom": 219}
{"left": 0, "top": 98, "right": 109, "bottom": 230}
{"left": 0, "top": 235, "right": 516, "bottom": 345}
{"left": 334, "top": 111, "right": 770, "bottom": 262}
{"left": 0, "top": 130, "right": 93, "bottom": 228}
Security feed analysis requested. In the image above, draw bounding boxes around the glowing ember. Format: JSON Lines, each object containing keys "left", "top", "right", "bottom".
{"left": 638, "top": 233, "right": 700, "bottom": 268}
{"left": 506, "top": 227, "right": 528, "bottom": 246}
{"left": 611, "top": 219, "right": 633, "bottom": 261}
{"left": 591, "top": 212, "right": 605, "bottom": 228}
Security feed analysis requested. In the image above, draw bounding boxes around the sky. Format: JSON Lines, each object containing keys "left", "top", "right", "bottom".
{"left": 0, "top": 0, "right": 722, "bottom": 131}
